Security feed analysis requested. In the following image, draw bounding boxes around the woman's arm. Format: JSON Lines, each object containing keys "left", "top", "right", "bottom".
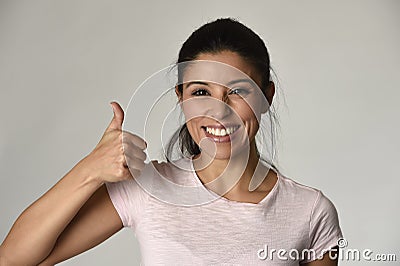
{"left": 37, "top": 184, "right": 123, "bottom": 265}
{"left": 0, "top": 163, "right": 111, "bottom": 265}
{"left": 0, "top": 102, "right": 147, "bottom": 265}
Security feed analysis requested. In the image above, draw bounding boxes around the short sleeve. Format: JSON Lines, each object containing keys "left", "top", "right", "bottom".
{"left": 301, "top": 191, "right": 343, "bottom": 263}
{"left": 105, "top": 176, "right": 149, "bottom": 229}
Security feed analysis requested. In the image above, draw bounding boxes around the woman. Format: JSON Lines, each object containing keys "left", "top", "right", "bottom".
{"left": 0, "top": 18, "right": 343, "bottom": 265}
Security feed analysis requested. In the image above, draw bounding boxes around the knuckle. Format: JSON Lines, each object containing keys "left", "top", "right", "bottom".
{"left": 139, "top": 140, "right": 147, "bottom": 149}
{"left": 122, "top": 143, "right": 130, "bottom": 152}
{"left": 139, "top": 151, "right": 147, "bottom": 160}
{"left": 118, "top": 144, "right": 124, "bottom": 152}
{"left": 115, "top": 167, "right": 126, "bottom": 178}
{"left": 118, "top": 154, "right": 126, "bottom": 164}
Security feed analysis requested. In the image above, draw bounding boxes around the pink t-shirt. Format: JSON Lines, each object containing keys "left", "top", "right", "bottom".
{"left": 106, "top": 157, "right": 343, "bottom": 265}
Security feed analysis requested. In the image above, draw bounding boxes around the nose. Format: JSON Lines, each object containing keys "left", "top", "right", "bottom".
{"left": 206, "top": 88, "right": 232, "bottom": 119}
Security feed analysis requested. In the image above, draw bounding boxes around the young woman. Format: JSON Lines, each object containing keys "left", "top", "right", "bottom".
{"left": 0, "top": 18, "right": 343, "bottom": 265}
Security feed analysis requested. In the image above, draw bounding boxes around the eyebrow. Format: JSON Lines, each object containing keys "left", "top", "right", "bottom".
{"left": 185, "top": 81, "right": 209, "bottom": 89}
{"left": 226, "top": 78, "right": 257, "bottom": 87}
{"left": 184, "top": 78, "right": 257, "bottom": 89}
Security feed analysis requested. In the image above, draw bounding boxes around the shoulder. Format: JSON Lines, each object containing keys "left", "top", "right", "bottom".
{"left": 276, "top": 172, "right": 343, "bottom": 255}
{"left": 275, "top": 172, "right": 340, "bottom": 223}
{"left": 276, "top": 172, "right": 322, "bottom": 204}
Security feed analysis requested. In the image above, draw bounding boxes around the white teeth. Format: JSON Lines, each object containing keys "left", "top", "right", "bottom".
{"left": 205, "top": 126, "right": 238, "bottom": 136}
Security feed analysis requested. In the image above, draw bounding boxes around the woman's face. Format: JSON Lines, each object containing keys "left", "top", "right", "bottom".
{"left": 177, "top": 50, "right": 273, "bottom": 160}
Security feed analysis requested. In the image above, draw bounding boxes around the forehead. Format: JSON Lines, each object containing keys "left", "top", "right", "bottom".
{"left": 181, "top": 51, "right": 262, "bottom": 87}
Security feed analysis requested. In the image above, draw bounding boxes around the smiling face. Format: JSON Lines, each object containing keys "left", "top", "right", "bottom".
{"left": 176, "top": 50, "right": 272, "bottom": 160}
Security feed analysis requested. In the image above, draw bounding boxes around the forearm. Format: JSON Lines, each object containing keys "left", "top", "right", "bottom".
{"left": 0, "top": 157, "right": 103, "bottom": 266}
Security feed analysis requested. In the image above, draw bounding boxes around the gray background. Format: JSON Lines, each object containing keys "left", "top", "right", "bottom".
{"left": 1, "top": 0, "right": 399, "bottom": 265}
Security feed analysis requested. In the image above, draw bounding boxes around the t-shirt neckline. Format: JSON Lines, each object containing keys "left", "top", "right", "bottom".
{"left": 188, "top": 156, "right": 281, "bottom": 206}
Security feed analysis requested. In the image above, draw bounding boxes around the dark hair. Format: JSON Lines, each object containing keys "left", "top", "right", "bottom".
{"left": 166, "top": 17, "right": 280, "bottom": 171}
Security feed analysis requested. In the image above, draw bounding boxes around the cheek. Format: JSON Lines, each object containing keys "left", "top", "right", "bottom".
{"left": 239, "top": 109, "right": 260, "bottom": 139}
{"left": 240, "top": 110, "right": 259, "bottom": 129}
{"left": 185, "top": 118, "right": 202, "bottom": 139}
{"left": 234, "top": 100, "right": 260, "bottom": 124}
{"left": 181, "top": 96, "right": 210, "bottom": 121}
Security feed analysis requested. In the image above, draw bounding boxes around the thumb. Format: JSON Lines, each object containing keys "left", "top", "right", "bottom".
{"left": 107, "top": 101, "right": 124, "bottom": 131}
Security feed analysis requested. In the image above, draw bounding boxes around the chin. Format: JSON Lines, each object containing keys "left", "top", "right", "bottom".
{"left": 213, "top": 151, "right": 233, "bottom": 160}
{"left": 201, "top": 145, "right": 249, "bottom": 161}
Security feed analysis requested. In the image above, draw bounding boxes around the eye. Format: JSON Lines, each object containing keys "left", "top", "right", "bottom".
{"left": 192, "top": 88, "right": 210, "bottom": 96}
{"left": 229, "top": 87, "right": 249, "bottom": 96}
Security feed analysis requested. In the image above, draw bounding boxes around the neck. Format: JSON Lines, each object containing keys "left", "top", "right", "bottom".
{"left": 193, "top": 141, "right": 261, "bottom": 194}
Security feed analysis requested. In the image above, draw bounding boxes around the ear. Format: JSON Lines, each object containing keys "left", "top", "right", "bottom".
{"left": 261, "top": 81, "right": 275, "bottom": 113}
{"left": 175, "top": 85, "right": 182, "bottom": 102}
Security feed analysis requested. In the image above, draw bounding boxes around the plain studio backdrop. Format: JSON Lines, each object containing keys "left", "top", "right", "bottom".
{"left": 0, "top": 1, "right": 399, "bottom": 265}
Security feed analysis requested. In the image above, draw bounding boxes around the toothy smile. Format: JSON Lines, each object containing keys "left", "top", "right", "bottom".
{"left": 202, "top": 125, "right": 240, "bottom": 137}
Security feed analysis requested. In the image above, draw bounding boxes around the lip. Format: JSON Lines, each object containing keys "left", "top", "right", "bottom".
{"left": 201, "top": 124, "right": 241, "bottom": 143}
{"left": 202, "top": 124, "right": 238, "bottom": 130}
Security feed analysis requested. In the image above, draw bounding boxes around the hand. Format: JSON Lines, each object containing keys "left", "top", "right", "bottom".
{"left": 80, "top": 101, "right": 147, "bottom": 184}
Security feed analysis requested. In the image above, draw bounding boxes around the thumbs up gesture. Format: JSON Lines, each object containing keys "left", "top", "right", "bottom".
{"left": 81, "top": 101, "right": 147, "bottom": 183}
